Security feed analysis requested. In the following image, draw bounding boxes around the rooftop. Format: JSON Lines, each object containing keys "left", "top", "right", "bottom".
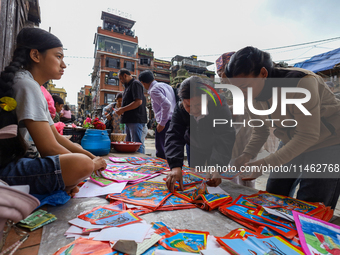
{"left": 101, "top": 11, "right": 135, "bottom": 29}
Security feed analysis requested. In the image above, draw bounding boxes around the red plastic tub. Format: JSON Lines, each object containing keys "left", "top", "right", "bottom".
{"left": 111, "top": 141, "right": 142, "bottom": 153}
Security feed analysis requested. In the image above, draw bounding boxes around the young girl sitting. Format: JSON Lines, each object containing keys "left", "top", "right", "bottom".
{"left": 60, "top": 104, "right": 72, "bottom": 123}
{"left": 0, "top": 28, "right": 106, "bottom": 197}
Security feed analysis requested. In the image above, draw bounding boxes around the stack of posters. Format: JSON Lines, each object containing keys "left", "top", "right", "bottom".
{"left": 18, "top": 209, "right": 57, "bottom": 231}
{"left": 216, "top": 228, "right": 304, "bottom": 255}
{"left": 293, "top": 211, "right": 340, "bottom": 255}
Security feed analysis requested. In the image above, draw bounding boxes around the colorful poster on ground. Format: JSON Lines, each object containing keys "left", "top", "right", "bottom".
{"left": 120, "top": 165, "right": 167, "bottom": 174}
{"left": 107, "top": 181, "right": 171, "bottom": 209}
{"left": 90, "top": 170, "right": 115, "bottom": 187}
{"left": 127, "top": 157, "right": 153, "bottom": 165}
{"left": 53, "top": 237, "right": 114, "bottom": 255}
{"left": 219, "top": 202, "right": 298, "bottom": 239}
{"left": 216, "top": 235, "right": 304, "bottom": 255}
{"left": 245, "top": 192, "right": 321, "bottom": 215}
{"left": 159, "top": 229, "right": 209, "bottom": 253}
{"left": 105, "top": 164, "right": 124, "bottom": 171}
{"left": 101, "top": 170, "right": 151, "bottom": 183}
{"left": 109, "top": 157, "right": 128, "bottom": 163}
{"left": 78, "top": 205, "right": 121, "bottom": 224}
{"left": 293, "top": 211, "right": 340, "bottom": 255}
{"left": 93, "top": 210, "right": 142, "bottom": 227}
{"left": 182, "top": 172, "right": 204, "bottom": 185}
{"left": 159, "top": 195, "right": 196, "bottom": 210}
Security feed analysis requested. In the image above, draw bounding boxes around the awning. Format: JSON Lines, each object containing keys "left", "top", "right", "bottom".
{"left": 294, "top": 47, "right": 340, "bottom": 73}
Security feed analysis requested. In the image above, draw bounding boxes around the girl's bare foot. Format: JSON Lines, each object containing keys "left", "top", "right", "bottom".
{"left": 66, "top": 186, "right": 79, "bottom": 197}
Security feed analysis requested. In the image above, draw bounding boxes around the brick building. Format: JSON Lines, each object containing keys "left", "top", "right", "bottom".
{"left": 77, "top": 85, "right": 92, "bottom": 118}
{"left": 137, "top": 48, "right": 171, "bottom": 83}
{"left": 170, "top": 55, "right": 215, "bottom": 86}
{"left": 91, "top": 11, "right": 138, "bottom": 115}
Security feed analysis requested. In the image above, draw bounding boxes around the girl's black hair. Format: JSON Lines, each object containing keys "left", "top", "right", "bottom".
{"left": 52, "top": 95, "right": 64, "bottom": 105}
{"left": 178, "top": 76, "right": 208, "bottom": 100}
{"left": 63, "top": 104, "right": 70, "bottom": 111}
{"left": 225, "top": 46, "right": 273, "bottom": 78}
{"left": 0, "top": 28, "right": 63, "bottom": 167}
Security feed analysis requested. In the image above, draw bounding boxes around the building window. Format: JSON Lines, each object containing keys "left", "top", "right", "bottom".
{"left": 154, "top": 73, "right": 170, "bottom": 79}
{"left": 106, "top": 57, "right": 120, "bottom": 69}
{"left": 140, "top": 58, "right": 151, "bottom": 66}
{"left": 105, "top": 72, "right": 119, "bottom": 85}
{"left": 122, "top": 45, "right": 135, "bottom": 57}
{"left": 124, "top": 61, "right": 135, "bottom": 72}
{"left": 105, "top": 41, "right": 121, "bottom": 54}
{"left": 104, "top": 93, "right": 116, "bottom": 104}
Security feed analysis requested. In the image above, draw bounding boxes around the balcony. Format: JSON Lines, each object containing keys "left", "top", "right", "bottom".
{"left": 103, "top": 23, "right": 134, "bottom": 37}
{"left": 97, "top": 27, "right": 138, "bottom": 44}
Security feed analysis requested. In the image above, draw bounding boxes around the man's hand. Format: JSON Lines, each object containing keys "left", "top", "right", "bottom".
{"left": 206, "top": 171, "right": 222, "bottom": 187}
{"left": 166, "top": 167, "right": 183, "bottom": 193}
{"left": 206, "top": 178, "right": 222, "bottom": 187}
{"left": 106, "top": 113, "right": 112, "bottom": 121}
{"left": 234, "top": 153, "right": 253, "bottom": 170}
{"left": 115, "top": 108, "right": 124, "bottom": 116}
{"left": 240, "top": 158, "right": 266, "bottom": 180}
{"left": 156, "top": 124, "right": 165, "bottom": 133}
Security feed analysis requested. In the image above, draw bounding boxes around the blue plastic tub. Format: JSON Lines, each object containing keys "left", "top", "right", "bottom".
{"left": 81, "top": 129, "right": 111, "bottom": 156}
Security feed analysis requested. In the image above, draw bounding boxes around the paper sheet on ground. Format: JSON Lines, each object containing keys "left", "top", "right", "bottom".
{"left": 65, "top": 225, "right": 83, "bottom": 235}
{"left": 68, "top": 218, "right": 107, "bottom": 229}
{"left": 263, "top": 207, "right": 294, "bottom": 222}
{"left": 93, "top": 223, "right": 151, "bottom": 242}
{"left": 207, "top": 186, "right": 229, "bottom": 195}
{"left": 200, "top": 248, "right": 231, "bottom": 255}
{"left": 154, "top": 250, "right": 193, "bottom": 255}
{"left": 66, "top": 234, "right": 90, "bottom": 239}
{"left": 74, "top": 180, "right": 126, "bottom": 198}
{"left": 206, "top": 235, "right": 221, "bottom": 250}
{"left": 89, "top": 232, "right": 100, "bottom": 238}
{"left": 136, "top": 233, "right": 161, "bottom": 255}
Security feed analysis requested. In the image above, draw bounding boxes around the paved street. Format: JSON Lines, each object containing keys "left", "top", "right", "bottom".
{"left": 144, "top": 137, "right": 340, "bottom": 216}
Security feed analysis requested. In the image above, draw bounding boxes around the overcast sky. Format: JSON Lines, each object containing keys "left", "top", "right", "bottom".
{"left": 39, "top": 0, "right": 340, "bottom": 105}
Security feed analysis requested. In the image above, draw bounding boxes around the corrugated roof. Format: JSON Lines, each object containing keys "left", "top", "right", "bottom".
{"left": 294, "top": 47, "right": 340, "bottom": 73}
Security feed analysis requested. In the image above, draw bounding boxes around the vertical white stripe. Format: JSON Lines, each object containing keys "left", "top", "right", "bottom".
{"left": 201, "top": 94, "right": 207, "bottom": 115}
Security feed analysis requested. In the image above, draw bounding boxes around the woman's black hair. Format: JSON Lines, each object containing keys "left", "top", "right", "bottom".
{"left": 63, "top": 104, "right": 70, "bottom": 111}
{"left": 52, "top": 95, "right": 64, "bottom": 106}
{"left": 225, "top": 46, "right": 273, "bottom": 78}
{"left": 178, "top": 76, "right": 208, "bottom": 100}
{"left": 116, "top": 92, "right": 123, "bottom": 100}
{"left": 0, "top": 28, "right": 62, "bottom": 167}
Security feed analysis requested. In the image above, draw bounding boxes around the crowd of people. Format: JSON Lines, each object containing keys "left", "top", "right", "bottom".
{"left": 103, "top": 22, "right": 134, "bottom": 37}
{"left": 1, "top": 27, "right": 340, "bottom": 211}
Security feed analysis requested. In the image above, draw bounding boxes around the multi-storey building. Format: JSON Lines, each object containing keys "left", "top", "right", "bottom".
{"left": 77, "top": 85, "right": 92, "bottom": 118}
{"left": 92, "top": 11, "right": 138, "bottom": 115}
{"left": 170, "top": 55, "right": 215, "bottom": 86}
{"left": 137, "top": 48, "right": 171, "bottom": 84}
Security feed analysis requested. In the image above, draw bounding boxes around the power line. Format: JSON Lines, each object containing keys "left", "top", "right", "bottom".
{"left": 63, "top": 36, "right": 340, "bottom": 65}
{"left": 275, "top": 52, "right": 340, "bottom": 63}
{"left": 157, "top": 36, "right": 340, "bottom": 60}
{"left": 263, "top": 36, "right": 340, "bottom": 51}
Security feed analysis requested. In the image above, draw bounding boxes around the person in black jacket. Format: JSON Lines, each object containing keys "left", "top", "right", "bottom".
{"left": 165, "top": 76, "right": 235, "bottom": 192}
